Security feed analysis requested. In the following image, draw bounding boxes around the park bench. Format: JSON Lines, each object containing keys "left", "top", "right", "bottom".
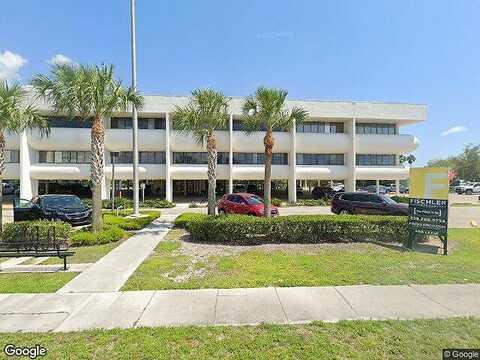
{"left": 0, "top": 225, "right": 74, "bottom": 270}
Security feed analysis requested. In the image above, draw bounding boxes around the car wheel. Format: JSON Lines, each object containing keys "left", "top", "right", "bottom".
{"left": 218, "top": 209, "right": 226, "bottom": 216}
{"left": 339, "top": 209, "right": 351, "bottom": 215}
{"left": 466, "top": 189, "right": 473, "bottom": 195}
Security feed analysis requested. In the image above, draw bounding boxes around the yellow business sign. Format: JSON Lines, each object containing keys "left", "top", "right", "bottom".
{"left": 410, "top": 167, "right": 449, "bottom": 200}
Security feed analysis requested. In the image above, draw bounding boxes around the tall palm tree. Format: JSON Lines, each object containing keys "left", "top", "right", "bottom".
{"left": 242, "top": 87, "right": 308, "bottom": 216}
{"left": 32, "top": 64, "right": 144, "bottom": 232}
{"left": 0, "top": 80, "right": 50, "bottom": 233}
{"left": 171, "top": 89, "right": 230, "bottom": 216}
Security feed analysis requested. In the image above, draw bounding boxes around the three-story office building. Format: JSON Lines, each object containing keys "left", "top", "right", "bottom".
{"left": 7, "top": 95, "right": 425, "bottom": 202}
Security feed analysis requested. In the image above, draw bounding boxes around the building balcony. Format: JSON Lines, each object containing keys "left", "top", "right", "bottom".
{"left": 29, "top": 129, "right": 91, "bottom": 151}
{"left": 170, "top": 131, "right": 229, "bottom": 152}
{"left": 105, "top": 164, "right": 166, "bottom": 180}
{"left": 356, "top": 134, "right": 419, "bottom": 154}
{"left": 355, "top": 166, "right": 409, "bottom": 180}
{"left": 231, "top": 165, "right": 289, "bottom": 180}
{"left": 295, "top": 133, "right": 350, "bottom": 153}
{"left": 296, "top": 165, "right": 349, "bottom": 180}
{"left": 170, "top": 164, "right": 229, "bottom": 180}
{"left": 30, "top": 164, "right": 90, "bottom": 180}
{"left": 232, "top": 131, "right": 292, "bottom": 153}
{"left": 106, "top": 129, "right": 166, "bottom": 151}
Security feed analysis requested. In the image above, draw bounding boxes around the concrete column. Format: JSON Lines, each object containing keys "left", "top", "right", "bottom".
{"left": 376, "top": 179, "right": 380, "bottom": 194}
{"left": 395, "top": 152, "right": 400, "bottom": 195}
{"left": 345, "top": 118, "right": 356, "bottom": 192}
{"left": 19, "top": 130, "right": 37, "bottom": 200}
{"left": 228, "top": 114, "right": 233, "bottom": 194}
{"left": 165, "top": 113, "right": 172, "bottom": 202}
{"left": 288, "top": 119, "right": 297, "bottom": 203}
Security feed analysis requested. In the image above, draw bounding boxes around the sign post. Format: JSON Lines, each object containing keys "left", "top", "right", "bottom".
{"left": 408, "top": 167, "right": 449, "bottom": 255}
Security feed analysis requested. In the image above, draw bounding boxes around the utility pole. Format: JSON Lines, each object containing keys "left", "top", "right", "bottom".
{"left": 130, "top": 0, "right": 140, "bottom": 216}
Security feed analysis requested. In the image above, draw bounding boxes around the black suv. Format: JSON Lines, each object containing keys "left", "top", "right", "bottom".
{"left": 14, "top": 195, "right": 92, "bottom": 225}
{"left": 331, "top": 192, "right": 408, "bottom": 216}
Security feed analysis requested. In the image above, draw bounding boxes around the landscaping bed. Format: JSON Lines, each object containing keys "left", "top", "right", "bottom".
{"left": 175, "top": 213, "right": 408, "bottom": 245}
{"left": 0, "top": 318, "right": 478, "bottom": 359}
{"left": 123, "top": 228, "right": 480, "bottom": 290}
{"left": 82, "top": 197, "right": 175, "bottom": 209}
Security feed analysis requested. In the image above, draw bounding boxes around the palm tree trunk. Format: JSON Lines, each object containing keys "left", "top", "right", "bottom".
{"left": 90, "top": 116, "right": 105, "bottom": 232}
{"left": 206, "top": 133, "right": 217, "bottom": 216}
{"left": 263, "top": 130, "right": 274, "bottom": 217}
{"left": 0, "top": 131, "right": 5, "bottom": 237}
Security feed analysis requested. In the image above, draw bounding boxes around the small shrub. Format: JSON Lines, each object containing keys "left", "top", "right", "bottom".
{"left": 102, "top": 197, "right": 133, "bottom": 209}
{"left": 70, "top": 225, "right": 125, "bottom": 246}
{"left": 183, "top": 214, "right": 408, "bottom": 245}
{"left": 189, "top": 202, "right": 200, "bottom": 208}
{"left": 103, "top": 210, "right": 161, "bottom": 231}
{"left": 141, "top": 199, "right": 175, "bottom": 208}
{"left": 391, "top": 196, "right": 409, "bottom": 204}
{"left": 295, "top": 199, "right": 330, "bottom": 206}
{"left": 174, "top": 213, "right": 207, "bottom": 228}
{"left": 271, "top": 198, "right": 283, "bottom": 207}
{"left": 3, "top": 220, "right": 71, "bottom": 244}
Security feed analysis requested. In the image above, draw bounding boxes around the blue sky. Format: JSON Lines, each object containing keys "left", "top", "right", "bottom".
{"left": 1, "top": 0, "right": 479, "bottom": 165}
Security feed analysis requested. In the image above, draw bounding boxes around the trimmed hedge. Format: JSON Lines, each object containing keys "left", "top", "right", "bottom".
{"left": 179, "top": 213, "right": 408, "bottom": 245}
{"left": 174, "top": 213, "right": 207, "bottom": 228}
{"left": 390, "top": 196, "right": 409, "bottom": 204}
{"left": 70, "top": 225, "right": 125, "bottom": 246}
{"left": 294, "top": 199, "right": 331, "bottom": 206}
{"left": 82, "top": 198, "right": 175, "bottom": 209}
{"left": 3, "top": 220, "right": 72, "bottom": 244}
{"left": 103, "top": 210, "right": 161, "bottom": 231}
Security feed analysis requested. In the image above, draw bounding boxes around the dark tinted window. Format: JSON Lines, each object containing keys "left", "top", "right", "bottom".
{"left": 115, "top": 151, "right": 166, "bottom": 164}
{"left": 233, "top": 120, "right": 287, "bottom": 132}
{"left": 48, "top": 116, "right": 92, "bottom": 128}
{"left": 296, "top": 122, "right": 344, "bottom": 133}
{"left": 111, "top": 117, "right": 166, "bottom": 129}
{"left": 173, "top": 152, "right": 229, "bottom": 164}
{"left": 356, "top": 123, "right": 396, "bottom": 135}
{"left": 356, "top": 154, "right": 396, "bottom": 166}
{"left": 297, "top": 153, "right": 344, "bottom": 165}
{"left": 41, "top": 196, "right": 83, "bottom": 208}
{"left": 352, "top": 193, "right": 370, "bottom": 202}
{"left": 234, "top": 153, "right": 288, "bottom": 165}
{"left": 368, "top": 194, "right": 383, "bottom": 203}
{"left": 340, "top": 194, "right": 354, "bottom": 201}
{"left": 226, "top": 195, "right": 236, "bottom": 202}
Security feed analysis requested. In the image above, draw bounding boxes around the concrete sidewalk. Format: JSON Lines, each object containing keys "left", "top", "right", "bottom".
{"left": 0, "top": 284, "right": 478, "bottom": 333}
{"left": 57, "top": 214, "right": 175, "bottom": 293}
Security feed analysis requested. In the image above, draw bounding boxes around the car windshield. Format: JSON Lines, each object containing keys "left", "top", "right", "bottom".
{"left": 246, "top": 195, "right": 264, "bottom": 205}
{"left": 41, "top": 196, "right": 84, "bottom": 209}
{"left": 382, "top": 196, "right": 398, "bottom": 205}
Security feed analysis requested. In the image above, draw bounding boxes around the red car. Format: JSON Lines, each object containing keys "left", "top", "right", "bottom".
{"left": 217, "top": 193, "right": 279, "bottom": 216}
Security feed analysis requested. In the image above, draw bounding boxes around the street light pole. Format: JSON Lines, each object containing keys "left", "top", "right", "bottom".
{"left": 130, "top": 0, "right": 140, "bottom": 216}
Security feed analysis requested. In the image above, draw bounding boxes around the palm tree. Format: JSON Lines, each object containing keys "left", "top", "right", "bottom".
{"left": 400, "top": 154, "right": 416, "bottom": 166}
{"left": 0, "top": 81, "right": 50, "bottom": 233}
{"left": 32, "top": 64, "right": 143, "bottom": 232}
{"left": 242, "top": 87, "right": 308, "bottom": 216}
{"left": 171, "top": 89, "right": 230, "bottom": 216}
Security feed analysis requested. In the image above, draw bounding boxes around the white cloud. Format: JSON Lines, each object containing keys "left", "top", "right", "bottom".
{"left": 441, "top": 126, "right": 467, "bottom": 136}
{"left": 48, "top": 54, "right": 73, "bottom": 66}
{"left": 0, "top": 51, "right": 27, "bottom": 81}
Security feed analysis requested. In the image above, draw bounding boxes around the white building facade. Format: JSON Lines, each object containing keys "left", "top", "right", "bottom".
{"left": 5, "top": 96, "right": 425, "bottom": 202}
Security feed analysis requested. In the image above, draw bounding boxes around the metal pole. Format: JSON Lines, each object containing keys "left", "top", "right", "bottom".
{"left": 111, "top": 153, "right": 115, "bottom": 210}
{"left": 130, "top": 0, "right": 140, "bottom": 216}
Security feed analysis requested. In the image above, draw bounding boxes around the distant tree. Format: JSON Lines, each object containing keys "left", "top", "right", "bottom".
{"left": 427, "top": 144, "right": 480, "bottom": 182}
{"left": 400, "top": 154, "right": 416, "bottom": 165}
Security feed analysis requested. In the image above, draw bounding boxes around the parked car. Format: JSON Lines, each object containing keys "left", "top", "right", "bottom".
{"left": 217, "top": 193, "right": 279, "bottom": 216}
{"left": 364, "top": 185, "right": 389, "bottom": 194}
{"left": 2, "top": 183, "right": 15, "bottom": 195}
{"left": 312, "top": 186, "right": 335, "bottom": 199}
{"left": 331, "top": 192, "right": 408, "bottom": 216}
{"left": 388, "top": 183, "right": 409, "bottom": 194}
{"left": 455, "top": 182, "right": 480, "bottom": 195}
{"left": 14, "top": 195, "right": 92, "bottom": 225}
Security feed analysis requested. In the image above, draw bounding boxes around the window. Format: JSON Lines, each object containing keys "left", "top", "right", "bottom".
{"left": 368, "top": 194, "right": 384, "bottom": 203}
{"left": 356, "top": 154, "right": 396, "bottom": 166}
{"left": 47, "top": 116, "right": 92, "bottom": 128}
{"left": 297, "top": 153, "right": 344, "bottom": 165}
{"left": 233, "top": 153, "right": 288, "bottom": 165}
{"left": 296, "top": 122, "right": 344, "bottom": 133}
{"left": 173, "top": 152, "right": 229, "bottom": 164}
{"left": 39, "top": 151, "right": 90, "bottom": 164}
{"left": 114, "top": 151, "right": 166, "bottom": 164}
{"left": 356, "top": 123, "right": 396, "bottom": 135}
{"left": 111, "top": 117, "right": 166, "bottom": 129}
{"left": 232, "top": 120, "right": 287, "bottom": 132}
{"left": 6, "top": 150, "right": 19, "bottom": 163}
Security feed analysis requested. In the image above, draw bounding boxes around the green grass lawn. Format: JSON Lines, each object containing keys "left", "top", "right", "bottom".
{"left": 123, "top": 228, "right": 480, "bottom": 291}
{"left": 0, "top": 318, "right": 478, "bottom": 359}
{"left": 0, "top": 272, "right": 77, "bottom": 293}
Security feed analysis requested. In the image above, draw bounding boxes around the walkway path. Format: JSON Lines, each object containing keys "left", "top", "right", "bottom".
{"left": 0, "top": 284, "right": 478, "bottom": 332}
{"left": 57, "top": 213, "right": 176, "bottom": 293}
